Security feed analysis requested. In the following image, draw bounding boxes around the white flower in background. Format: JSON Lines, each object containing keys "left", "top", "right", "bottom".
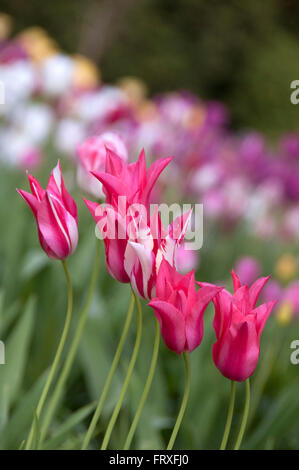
{"left": 224, "top": 177, "right": 250, "bottom": 219}
{"left": 0, "top": 128, "right": 41, "bottom": 168}
{"left": 74, "top": 86, "right": 127, "bottom": 122}
{"left": 190, "top": 163, "right": 222, "bottom": 193}
{"left": 54, "top": 118, "right": 86, "bottom": 158}
{"left": 40, "top": 53, "right": 74, "bottom": 97}
{"left": 9, "top": 103, "right": 54, "bottom": 143}
{"left": 0, "top": 60, "right": 36, "bottom": 115}
{"left": 246, "top": 179, "right": 283, "bottom": 223}
{"left": 283, "top": 206, "right": 299, "bottom": 239}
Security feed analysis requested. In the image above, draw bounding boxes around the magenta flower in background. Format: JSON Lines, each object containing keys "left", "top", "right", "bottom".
{"left": 176, "top": 244, "right": 199, "bottom": 274}
{"left": 17, "top": 161, "right": 78, "bottom": 259}
{"left": 149, "top": 260, "right": 222, "bottom": 354}
{"left": 261, "top": 279, "right": 282, "bottom": 306}
{"left": 199, "top": 270, "right": 276, "bottom": 381}
{"left": 234, "top": 256, "right": 261, "bottom": 286}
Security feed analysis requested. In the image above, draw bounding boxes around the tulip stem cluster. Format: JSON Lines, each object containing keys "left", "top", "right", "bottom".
{"left": 101, "top": 291, "right": 143, "bottom": 450}
{"left": 220, "top": 381, "right": 236, "bottom": 450}
{"left": 40, "top": 240, "right": 101, "bottom": 445}
{"left": 82, "top": 291, "right": 136, "bottom": 450}
{"left": 124, "top": 316, "right": 160, "bottom": 450}
{"left": 234, "top": 379, "right": 251, "bottom": 450}
{"left": 167, "top": 352, "right": 191, "bottom": 450}
{"left": 26, "top": 260, "right": 73, "bottom": 450}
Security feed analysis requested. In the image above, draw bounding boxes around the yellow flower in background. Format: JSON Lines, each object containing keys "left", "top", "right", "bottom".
{"left": 18, "top": 27, "right": 58, "bottom": 62}
{"left": 275, "top": 300, "right": 293, "bottom": 326}
{"left": 0, "top": 13, "right": 12, "bottom": 40}
{"left": 275, "top": 253, "right": 297, "bottom": 282}
{"left": 136, "top": 100, "right": 158, "bottom": 122}
{"left": 184, "top": 104, "right": 206, "bottom": 130}
{"left": 118, "top": 76, "right": 147, "bottom": 109}
{"left": 72, "top": 54, "right": 100, "bottom": 89}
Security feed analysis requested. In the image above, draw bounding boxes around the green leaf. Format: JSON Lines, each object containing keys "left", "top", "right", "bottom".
{"left": 32, "top": 411, "right": 40, "bottom": 450}
{"left": 2, "top": 370, "right": 48, "bottom": 449}
{"left": 42, "top": 401, "right": 97, "bottom": 450}
{"left": 0, "top": 296, "right": 36, "bottom": 416}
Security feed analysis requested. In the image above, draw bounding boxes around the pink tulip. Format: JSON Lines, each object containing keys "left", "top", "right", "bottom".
{"left": 17, "top": 161, "right": 78, "bottom": 259}
{"left": 90, "top": 147, "right": 172, "bottom": 210}
{"left": 76, "top": 132, "right": 128, "bottom": 199}
{"left": 149, "top": 260, "right": 222, "bottom": 354}
{"left": 199, "top": 270, "right": 277, "bottom": 381}
{"left": 84, "top": 150, "right": 172, "bottom": 283}
{"left": 124, "top": 208, "right": 192, "bottom": 299}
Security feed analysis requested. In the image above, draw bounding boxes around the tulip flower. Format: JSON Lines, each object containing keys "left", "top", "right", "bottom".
{"left": 17, "top": 161, "right": 78, "bottom": 259}
{"left": 84, "top": 150, "right": 172, "bottom": 282}
{"left": 77, "top": 132, "right": 128, "bottom": 199}
{"left": 149, "top": 260, "right": 222, "bottom": 354}
{"left": 90, "top": 146, "right": 172, "bottom": 211}
{"left": 124, "top": 208, "right": 192, "bottom": 299}
{"left": 199, "top": 270, "right": 277, "bottom": 382}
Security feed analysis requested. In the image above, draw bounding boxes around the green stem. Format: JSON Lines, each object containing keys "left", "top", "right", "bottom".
{"left": 234, "top": 378, "right": 250, "bottom": 450}
{"left": 39, "top": 241, "right": 101, "bottom": 445}
{"left": 220, "top": 381, "right": 236, "bottom": 450}
{"left": 101, "top": 291, "right": 143, "bottom": 450}
{"left": 167, "top": 352, "right": 191, "bottom": 451}
{"left": 124, "top": 316, "right": 160, "bottom": 450}
{"left": 81, "top": 291, "right": 135, "bottom": 450}
{"left": 25, "top": 260, "right": 73, "bottom": 450}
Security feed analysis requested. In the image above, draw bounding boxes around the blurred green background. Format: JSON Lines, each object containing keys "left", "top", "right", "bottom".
{"left": 0, "top": 0, "right": 299, "bottom": 451}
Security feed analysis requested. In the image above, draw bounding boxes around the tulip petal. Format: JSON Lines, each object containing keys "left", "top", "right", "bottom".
{"left": 105, "top": 147, "right": 124, "bottom": 176}
{"left": 82, "top": 197, "right": 101, "bottom": 223}
{"left": 252, "top": 300, "right": 277, "bottom": 339}
{"left": 125, "top": 241, "right": 154, "bottom": 299}
{"left": 27, "top": 172, "right": 45, "bottom": 201}
{"left": 149, "top": 299, "right": 186, "bottom": 354}
{"left": 143, "top": 156, "right": 172, "bottom": 204}
{"left": 249, "top": 276, "right": 271, "bottom": 309}
{"left": 186, "top": 286, "right": 222, "bottom": 352}
{"left": 231, "top": 269, "right": 242, "bottom": 292}
{"left": 37, "top": 192, "right": 72, "bottom": 259}
{"left": 17, "top": 189, "right": 38, "bottom": 216}
{"left": 213, "top": 320, "right": 260, "bottom": 382}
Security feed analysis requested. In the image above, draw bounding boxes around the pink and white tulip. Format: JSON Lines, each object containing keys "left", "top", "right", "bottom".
{"left": 17, "top": 161, "right": 78, "bottom": 259}
{"left": 84, "top": 150, "right": 172, "bottom": 283}
{"left": 124, "top": 209, "right": 192, "bottom": 299}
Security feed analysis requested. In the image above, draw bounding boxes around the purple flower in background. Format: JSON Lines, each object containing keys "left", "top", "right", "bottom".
{"left": 261, "top": 279, "right": 282, "bottom": 306}
{"left": 235, "top": 256, "right": 261, "bottom": 286}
